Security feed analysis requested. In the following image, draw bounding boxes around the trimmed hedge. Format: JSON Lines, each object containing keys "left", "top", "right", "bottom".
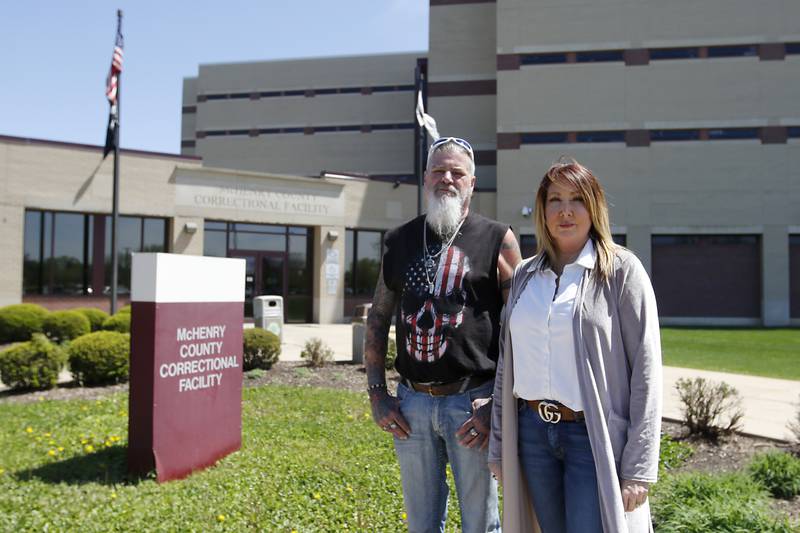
{"left": 243, "top": 328, "right": 281, "bottom": 371}
{"left": 42, "top": 310, "right": 91, "bottom": 342}
{"left": 68, "top": 331, "right": 130, "bottom": 386}
{"left": 0, "top": 303, "right": 49, "bottom": 343}
{"left": 0, "top": 334, "right": 66, "bottom": 390}
{"left": 102, "top": 312, "right": 131, "bottom": 333}
{"left": 74, "top": 307, "right": 110, "bottom": 332}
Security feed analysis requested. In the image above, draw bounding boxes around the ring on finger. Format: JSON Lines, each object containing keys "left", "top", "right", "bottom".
{"left": 469, "top": 428, "right": 479, "bottom": 437}
{"left": 389, "top": 422, "right": 398, "bottom": 430}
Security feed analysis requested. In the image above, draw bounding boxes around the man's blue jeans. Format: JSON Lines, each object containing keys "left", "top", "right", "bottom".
{"left": 518, "top": 402, "right": 603, "bottom": 533}
{"left": 394, "top": 380, "right": 500, "bottom": 533}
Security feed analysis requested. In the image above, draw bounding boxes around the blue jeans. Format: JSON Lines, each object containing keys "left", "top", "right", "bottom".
{"left": 394, "top": 380, "right": 500, "bottom": 533}
{"left": 518, "top": 403, "right": 602, "bottom": 533}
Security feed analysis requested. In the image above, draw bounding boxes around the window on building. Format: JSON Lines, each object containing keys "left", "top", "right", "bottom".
{"left": 652, "top": 234, "right": 761, "bottom": 318}
{"left": 649, "top": 47, "right": 700, "bottom": 60}
{"left": 786, "top": 43, "right": 800, "bottom": 55}
{"left": 345, "top": 229, "right": 385, "bottom": 315}
{"left": 521, "top": 53, "right": 568, "bottom": 65}
{"left": 575, "top": 50, "right": 624, "bottom": 63}
{"left": 650, "top": 129, "right": 701, "bottom": 142}
{"left": 791, "top": 235, "right": 800, "bottom": 318}
{"left": 707, "top": 128, "right": 759, "bottom": 140}
{"left": 521, "top": 132, "right": 569, "bottom": 144}
{"left": 23, "top": 210, "right": 167, "bottom": 297}
{"left": 707, "top": 45, "right": 758, "bottom": 58}
{"left": 576, "top": 131, "right": 626, "bottom": 143}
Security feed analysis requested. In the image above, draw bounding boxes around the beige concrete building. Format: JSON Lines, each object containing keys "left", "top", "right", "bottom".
{"left": 3, "top": 1, "right": 799, "bottom": 325}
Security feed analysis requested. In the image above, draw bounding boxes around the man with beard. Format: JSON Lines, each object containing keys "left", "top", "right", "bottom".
{"left": 365, "top": 137, "right": 521, "bottom": 533}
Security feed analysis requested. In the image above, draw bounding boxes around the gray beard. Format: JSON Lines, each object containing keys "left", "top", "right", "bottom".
{"left": 426, "top": 189, "right": 467, "bottom": 239}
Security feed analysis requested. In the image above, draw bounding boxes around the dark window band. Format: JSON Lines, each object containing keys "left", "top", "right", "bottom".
{"left": 498, "top": 126, "right": 795, "bottom": 149}
{"left": 197, "top": 83, "right": 414, "bottom": 102}
{"left": 198, "top": 122, "right": 416, "bottom": 138}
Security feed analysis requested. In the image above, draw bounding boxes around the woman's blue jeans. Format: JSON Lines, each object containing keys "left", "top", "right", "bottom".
{"left": 518, "top": 402, "right": 602, "bottom": 533}
{"left": 393, "top": 380, "right": 500, "bottom": 533}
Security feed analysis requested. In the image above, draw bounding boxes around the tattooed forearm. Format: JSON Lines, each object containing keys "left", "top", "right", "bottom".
{"left": 364, "top": 268, "right": 397, "bottom": 390}
{"left": 500, "top": 279, "right": 511, "bottom": 289}
{"left": 497, "top": 229, "right": 522, "bottom": 303}
{"left": 500, "top": 240, "right": 519, "bottom": 251}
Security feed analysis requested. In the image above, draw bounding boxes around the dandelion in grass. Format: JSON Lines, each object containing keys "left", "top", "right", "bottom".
{"left": 85, "top": 444, "right": 94, "bottom": 453}
{"left": 57, "top": 447, "right": 64, "bottom": 452}
{"left": 47, "top": 450, "right": 56, "bottom": 457}
{"left": 110, "top": 492, "right": 117, "bottom": 499}
{"left": 0, "top": 467, "right": 5, "bottom": 475}
{"left": 25, "top": 427, "right": 33, "bottom": 434}
{"left": 346, "top": 485, "right": 353, "bottom": 493}
{"left": 313, "top": 492, "right": 321, "bottom": 500}
{"left": 216, "top": 514, "right": 225, "bottom": 522}
{"left": 44, "top": 432, "right": 51, "bottom": 437}
{"left": 48, "top": 440, "right": 55, "bottom": 445}
{"left": 401, "top": 512, "right": 407, "bottom": 521}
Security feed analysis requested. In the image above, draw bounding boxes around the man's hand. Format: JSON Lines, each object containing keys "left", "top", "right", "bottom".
{"left": 488, "top": 462, "right": 502, "bottom": 485}
{"left": 370, "top": 389, "right": 411, "bottom": 439}
{"left": 455, "top": 397, "right": 492, "bottom": 449}
{"left": 621, "top": 479, "right": 649, "bottom": 512}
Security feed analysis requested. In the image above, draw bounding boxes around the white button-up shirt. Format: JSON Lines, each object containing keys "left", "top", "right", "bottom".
{"left": 511, "top": 239, "right": 596, "bottom": 411}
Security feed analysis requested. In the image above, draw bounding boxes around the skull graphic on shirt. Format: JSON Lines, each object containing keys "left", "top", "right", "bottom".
{"left": 400, "top": 246, "right": 471, "bottom": 363}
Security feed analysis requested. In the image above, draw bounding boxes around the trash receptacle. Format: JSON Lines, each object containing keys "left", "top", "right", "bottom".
{"left": 254, "top": 295, "right": 284, "bottom": 341}
{"left": 351, "top": 303, "right": 372, "bottom": 364}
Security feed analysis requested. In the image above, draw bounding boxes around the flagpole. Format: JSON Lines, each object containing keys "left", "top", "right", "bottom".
{"left": 110, "top": 9, "right": 123, "bottom": 315}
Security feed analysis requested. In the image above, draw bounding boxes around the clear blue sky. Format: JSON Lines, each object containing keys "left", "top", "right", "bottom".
{"left": 0, "top": 1, "right": 428, "bottom": 154}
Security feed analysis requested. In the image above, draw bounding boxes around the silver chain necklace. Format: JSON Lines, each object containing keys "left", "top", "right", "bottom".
{"left": 422, "top": 216, "right": 466, "bottom": 294}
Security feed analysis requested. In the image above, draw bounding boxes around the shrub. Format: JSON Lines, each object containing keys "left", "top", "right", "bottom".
{"left": 102, "top": 312, "right": 131, "bottom": 333}
{"left": 675, "top": 377, "right": 744, "bottom": 440}
{"left": 385, "top": 337, "right": 397, "bottom": 371}
{"left": 117, "top": 305, "right": 131, "bottom": 314}
{"left": 749, "top": 451, "right": 800, "bottom": 499}
{"left": 243, "top": 328, "right": 281, "bottom": 371}
{"left": 74, "top": 307, "right": 110, "bottom": 332}
{"left": 0, "top": 303, "right": 49, "bottom": 343}
{"left": 300, "top": 337, "right": 333, "bottom": 368}
{"left": 651, "top": 472, "right": 794, "bottom": 532}
{"left": 42, "top": 310, "right": 91, "bottom": 342}
{"left": 0, "top": 334, "right": 66, "bottom": 390}
{"left": 68, "top": 331, "right": 130, "bottom": 386}
{"left": 659, "top": 434, "right": 694, "bottom": 476}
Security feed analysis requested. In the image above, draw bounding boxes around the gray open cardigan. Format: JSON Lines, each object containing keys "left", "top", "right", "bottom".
{"left": 488, "top": 247, "right": 662, "bottom": 533}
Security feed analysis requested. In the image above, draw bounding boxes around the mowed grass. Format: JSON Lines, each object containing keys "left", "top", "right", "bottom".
{"left": 0, "top": 386, "right": 465, "bottom": 532}
{"left": 661, "top": 328, "right": 800, "bottom": 380}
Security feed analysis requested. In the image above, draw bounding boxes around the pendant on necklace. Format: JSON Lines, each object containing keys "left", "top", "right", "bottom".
{"left": 424, "top": 256, "right": 437, "bottom": 270}
{"left": 428, "top": 281, "right": 435, "bottom": 294}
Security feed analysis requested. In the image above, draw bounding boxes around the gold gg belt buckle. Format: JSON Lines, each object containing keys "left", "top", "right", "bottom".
{"left": 537, "top": 401, "right": 562, "bottom": 424}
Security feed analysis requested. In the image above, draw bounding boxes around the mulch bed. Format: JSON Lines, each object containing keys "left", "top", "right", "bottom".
{"left": 2, "top": 360, "right": 798, "bottom": 520}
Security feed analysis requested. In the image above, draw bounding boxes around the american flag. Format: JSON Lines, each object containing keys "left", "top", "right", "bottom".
{"left": 106, "top": 44, "right": 123, "bottom": 104}
{"left": 403, "top": 246, "right": 470, "bottom": 363}
{"left": 103, "top": 13, "right": 124, "bottom": 159}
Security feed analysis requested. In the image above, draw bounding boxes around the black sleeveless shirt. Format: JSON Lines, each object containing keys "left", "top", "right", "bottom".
{"left": 382, "top": 212, "right": 509, "bottom": 383}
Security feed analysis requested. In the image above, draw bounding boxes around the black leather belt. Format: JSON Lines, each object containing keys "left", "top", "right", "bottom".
{"left": 404, "top": 376, "right": 491, "bottom": 397}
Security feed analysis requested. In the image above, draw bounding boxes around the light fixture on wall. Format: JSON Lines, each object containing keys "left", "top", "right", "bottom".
{"left": 327, "top": 230, "right": 339, "bottom": 241}
{"left": 184, "top": 222, "right": 198, "bottom": 234}
{"left": 520, "top": 206, "right": 533, "bottom": 217}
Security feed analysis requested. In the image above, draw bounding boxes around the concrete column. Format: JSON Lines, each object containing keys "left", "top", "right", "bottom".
{"left": 170, "top": 216, "right": 204, "bottom": 256}
{"left": 762, "top": 225, "right": 790, "bottom": 326}
{"left": 312, "top": 225, "right": 345, "bottom": 324}
{"left": 0, "top": 204, "right": 24, "bottom": 306}
{"left": 625, "top": 225, "right": 652, "bottom": 275}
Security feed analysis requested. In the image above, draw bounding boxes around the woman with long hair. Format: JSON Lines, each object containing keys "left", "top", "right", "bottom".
{"left": 488, "top": 159, "right": 662, "bottom": 532}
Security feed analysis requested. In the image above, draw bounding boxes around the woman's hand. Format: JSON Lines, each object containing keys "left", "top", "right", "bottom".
{"left": 621, "top": 479, "right": 649, "bottom": 512}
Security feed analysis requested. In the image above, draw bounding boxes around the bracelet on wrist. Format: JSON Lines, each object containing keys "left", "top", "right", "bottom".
{"left": 367, "top": 382, "right": 387, "bottom": 394}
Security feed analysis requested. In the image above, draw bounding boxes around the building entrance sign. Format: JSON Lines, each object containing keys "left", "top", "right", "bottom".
{"left": 128, "top": 253, "right": 245, "bottom": 482}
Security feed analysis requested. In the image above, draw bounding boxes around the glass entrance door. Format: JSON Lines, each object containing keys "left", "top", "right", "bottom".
{"left": 231, "top": 251, "right": 286, "bottom": 319}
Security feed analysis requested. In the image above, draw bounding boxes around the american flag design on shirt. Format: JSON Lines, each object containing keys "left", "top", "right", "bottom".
{"left": 401, "top": 245, "right": 471, "bottom": 363}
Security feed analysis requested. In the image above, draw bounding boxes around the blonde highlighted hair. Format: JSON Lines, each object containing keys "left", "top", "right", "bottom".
{"left": 534, "top": 158, "right": 617, "bottom": 280}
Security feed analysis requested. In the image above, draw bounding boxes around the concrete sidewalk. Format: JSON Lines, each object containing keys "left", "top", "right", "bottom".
{"left": 3, "top": 323, "right": 797, "bottom": 442}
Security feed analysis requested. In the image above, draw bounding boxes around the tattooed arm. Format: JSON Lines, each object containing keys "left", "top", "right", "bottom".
{"left": 365, "top": 267, "right": 411, "bottom": 438}
{"left": 497, "top": 228, "right": 522, "bottom": 303}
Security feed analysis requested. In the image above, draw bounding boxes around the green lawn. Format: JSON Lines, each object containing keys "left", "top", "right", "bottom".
{"left": 0, "top": 386, "right": 451, "bottom": 532}
{"left": 661, "top": 328, "right": 800, "bottom": 380}
{"left": 0, "top": 385, "right": 796, "bottom": 531}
